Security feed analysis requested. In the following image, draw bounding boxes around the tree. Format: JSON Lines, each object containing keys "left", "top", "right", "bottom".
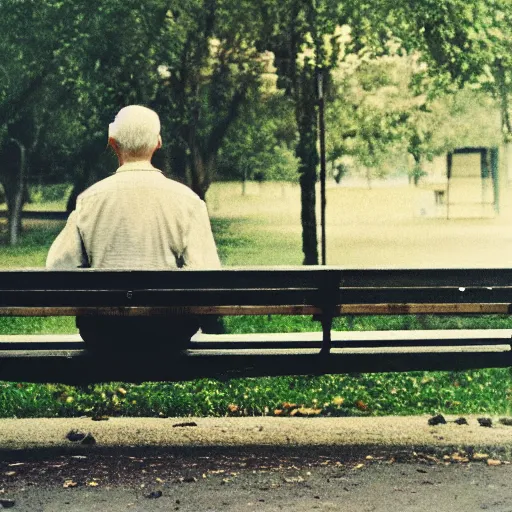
{"left": 217, "top": 90, "right": 298, "bottom": 193}
{"left": 261, "top": 0, "right": 350, "bottom": 264}
{"left": 0, "top": 0, "right": 66, "bottom": 244}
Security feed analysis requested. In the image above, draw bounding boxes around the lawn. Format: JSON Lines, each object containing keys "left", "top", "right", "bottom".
{"left": 1, "top": 181, "right": 512, "bottom": 418}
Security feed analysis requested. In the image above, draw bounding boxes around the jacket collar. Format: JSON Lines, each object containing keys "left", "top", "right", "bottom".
{"left": 116, "top": 161, "right": 161, "bottom": 173}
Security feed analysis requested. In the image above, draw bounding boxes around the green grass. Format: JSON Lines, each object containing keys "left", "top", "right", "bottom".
{"left": 1, "top": 184, "right": 512, "bottom": 418}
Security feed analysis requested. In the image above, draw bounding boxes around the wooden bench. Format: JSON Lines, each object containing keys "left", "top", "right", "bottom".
{"left": 0, "top": 267, "right": 511, "bottom": 384}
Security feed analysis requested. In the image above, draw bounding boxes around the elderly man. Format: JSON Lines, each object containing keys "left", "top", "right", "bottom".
{"left": 47, "top": 105, "right": 220, "bottom": 355}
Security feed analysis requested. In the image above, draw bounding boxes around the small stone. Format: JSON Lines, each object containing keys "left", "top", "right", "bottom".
{"left": 478, "top": 418, "right": 493, "bottom": 428}
{"left": 428, "top": 414, "right": 446, "bottom": 426}
{"left": 0, "top": 499, "right": 15, "bottom": 509}
{"left": 66, "top": 429, "right": 95, "bottom": 444}
{"left": 172, "top": 422, "right": 198, "bottom": 428}
{"left": 454, "top": 417, "right": 468, "bottom": 425}
{"left": 91, "top": 415, "right": 109, "bottom": 421}
{"left": 145, "top": 490, "right": 163, "bottom": 499}
{"left": 81, "top": 433, "right": 96, "bottom": 445}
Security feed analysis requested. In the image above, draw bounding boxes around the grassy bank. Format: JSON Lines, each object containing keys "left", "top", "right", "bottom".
{"left": 1, "top": 183, "right": 512, "bottom": 418}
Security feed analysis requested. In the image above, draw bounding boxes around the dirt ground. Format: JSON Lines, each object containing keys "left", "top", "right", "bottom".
{"left": 2, "top": 416, "right": 512, "bottom": 511}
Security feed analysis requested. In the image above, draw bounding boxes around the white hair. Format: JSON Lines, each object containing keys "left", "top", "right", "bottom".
{"left": 109, "top": 105, "right": 161, "bottom": 155}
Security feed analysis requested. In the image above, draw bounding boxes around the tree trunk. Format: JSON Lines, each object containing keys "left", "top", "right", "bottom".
{"left": 189, "top": 147, "right": 213, "bottom": 200}
{"left": 295, "top": 70, "right": 319, "bottom": 265}
{"left": 365, "top": 167, "right": 372, "bottom": 190}
{"left": 495, "top": 60, "right": 512, "bottom": 141}
{"left": 5, "top": 139, "right": 27, "bottom": 246}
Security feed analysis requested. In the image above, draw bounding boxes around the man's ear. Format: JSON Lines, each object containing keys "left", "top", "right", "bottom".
{"left": 156, "top": 135, "right": 162, "bottom": 150}
{"left": 108, "top": 136, "right": 119, "bottom": 151}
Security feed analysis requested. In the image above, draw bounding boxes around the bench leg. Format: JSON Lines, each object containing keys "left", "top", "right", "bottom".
{"left": 320, "top": 315, "right": 333, "bottom": 355}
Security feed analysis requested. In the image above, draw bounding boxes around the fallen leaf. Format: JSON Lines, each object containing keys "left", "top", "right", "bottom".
{"left": 353, "top": 464, "right": 365, "bottom": 470}
{"left": 451, "top": 453, "right": 469, "bottom": 463}
{"left": 283, "top": 476, "right": 304, "bottom": 483}
{"left": 87, "top": 481, "right": 99, "bottom": 487}
{"left": 332, "top": 397, "right": 344, "bottom": 406}
{"left": 487, "top": 459, "right": 502, "bottom": 466}
{"left": 472, "top": 453, "right": 489, "bottom": 461}
{"left": 3, "top": 472, "right": 15, "bottom": 477}
{"left": 63, "top": 480, "right": 78, "bottom": 488}
{"left": 355, "top": 400, "right": 368, "bottom": 411}
{"left": 227, "top": 404, "right": 239, "bottom": 413}
{"left": 7, "top": 463, "right": 24, "bottom": 467}
{"left": 293, "top": 407, "right": 322, "bottom": 417}
{"left": 454, "top": 417, "right": 468, "bottom": 425}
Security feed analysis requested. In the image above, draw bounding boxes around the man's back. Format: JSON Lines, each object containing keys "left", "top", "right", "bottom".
{"left": 77, "top": 167, "right": 216, "bottom": 269}
{"left": 47, "top": 164, "right": 220, "bottom": 270}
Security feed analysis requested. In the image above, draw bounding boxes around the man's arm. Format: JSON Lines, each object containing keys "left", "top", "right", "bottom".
{"left": 46, "top": 210, "right": 89, "bottom": 269}
{"left": 183, "top": 201, "right": 221, "bottom": 269}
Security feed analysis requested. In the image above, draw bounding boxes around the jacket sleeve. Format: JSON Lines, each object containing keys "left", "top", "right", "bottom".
{"left": 182, "top": 201, "right": 221, "bottom": 269}
{"left": 46, "top": 210, "right": 89, "bottom": 269}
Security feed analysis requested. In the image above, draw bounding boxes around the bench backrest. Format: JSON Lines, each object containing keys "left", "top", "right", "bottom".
{"left": 0, "top": 267, "right": 511, "bottom": 316}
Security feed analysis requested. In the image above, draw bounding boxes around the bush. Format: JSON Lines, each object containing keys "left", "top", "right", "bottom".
{"left": 29, "top": 184, "right": 71, "bottom": 204}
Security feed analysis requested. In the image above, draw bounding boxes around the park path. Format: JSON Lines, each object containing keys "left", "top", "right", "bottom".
{"left": 1, "top": 416, "right": 512, "bottom": 511}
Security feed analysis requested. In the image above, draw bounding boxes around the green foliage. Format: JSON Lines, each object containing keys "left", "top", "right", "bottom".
{"left": 217, "top": 94, "right": 298, "bottom": 183}
{"left": 28, "top": 184, "right": 72, "bottom": 204}
{"left": 1, "top": 366, "right": 511, "bottom": 418}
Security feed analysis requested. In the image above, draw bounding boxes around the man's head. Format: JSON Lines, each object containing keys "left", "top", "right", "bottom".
{"left": 108, "top": 105, "right": 162, "bottom": 162}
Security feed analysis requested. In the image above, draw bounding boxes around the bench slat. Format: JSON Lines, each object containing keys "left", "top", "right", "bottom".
{"left": 0, "top": 330, "right": 510, "bottom": 351}
{"left": 2, "top": 267, "right": 512, "bottom": 288}
{"left": 0, "top": 349, "right": 510, "bottom": 384}
{"left": 0, "top": 303, "right": 511, "bottom": 316}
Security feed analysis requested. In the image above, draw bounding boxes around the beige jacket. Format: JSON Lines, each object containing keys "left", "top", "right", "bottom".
{"left": 46, "top": 163, "right": 220, "bottom": 269}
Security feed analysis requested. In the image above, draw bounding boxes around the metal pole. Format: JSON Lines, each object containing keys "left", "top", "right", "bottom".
{"left": 317, "top": 69, "right": 327, "bottom": 265}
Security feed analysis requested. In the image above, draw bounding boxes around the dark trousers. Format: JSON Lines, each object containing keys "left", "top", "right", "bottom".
{"left": 77, "top": 316, "right": 200, "bottom": 357}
